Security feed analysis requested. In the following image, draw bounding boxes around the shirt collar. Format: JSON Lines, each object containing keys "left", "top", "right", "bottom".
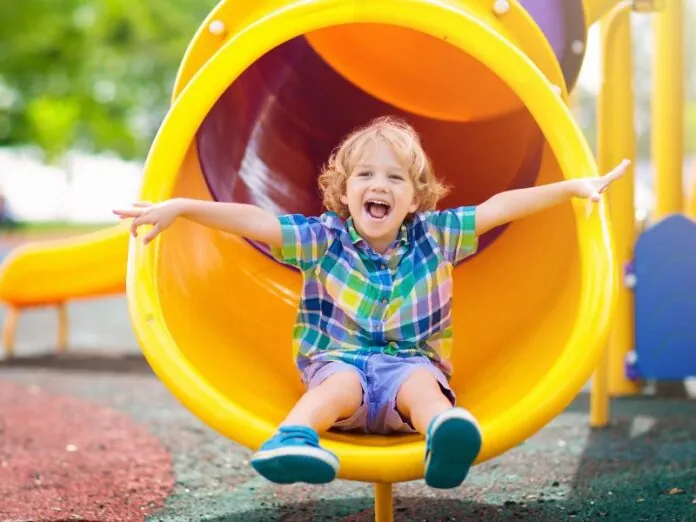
{"left": 346, "top": 217, "right": 410, "bottom": 248}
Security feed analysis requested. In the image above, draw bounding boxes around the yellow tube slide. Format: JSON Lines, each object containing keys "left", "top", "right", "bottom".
{"left": 0, "top": 225, "right": 127, "bottom": 306}
{"left": 125, "top": 0, "right": 618, "bottom": 484}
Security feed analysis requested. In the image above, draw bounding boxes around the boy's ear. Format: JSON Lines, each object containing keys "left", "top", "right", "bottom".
{"left": 340, "top": 194, "right": 348, "bottom": 205}
{"left": 408, "top": 195, "right": 419, "bottom": 213}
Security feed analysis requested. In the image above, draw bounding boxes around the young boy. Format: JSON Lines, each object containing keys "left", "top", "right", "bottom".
{"left": 115, "top": 117, "right": 628, "bottom": 489}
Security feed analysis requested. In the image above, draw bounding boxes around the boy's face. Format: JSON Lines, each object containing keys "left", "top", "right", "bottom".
{"left": 340, "top": 143, "right": 418, "bottom": 251}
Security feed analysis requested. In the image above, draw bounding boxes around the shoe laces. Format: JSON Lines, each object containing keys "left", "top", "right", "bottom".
{"left": 277, "top": 425, "right": 321, "bottom": 447}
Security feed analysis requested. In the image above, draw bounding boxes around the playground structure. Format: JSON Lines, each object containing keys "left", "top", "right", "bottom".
{"left": 0, "top": 0, "right": 692, "bottom": 520}
{"left": 589, "top": 0, "right": 694, "bottom": 430}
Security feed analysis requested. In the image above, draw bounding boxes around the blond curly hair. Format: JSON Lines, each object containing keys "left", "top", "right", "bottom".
{"left": 318, "top": 116, "right": 449, "bottom": 219}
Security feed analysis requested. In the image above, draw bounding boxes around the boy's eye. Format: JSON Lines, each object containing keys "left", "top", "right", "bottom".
{"left": 357, "top": 171, "right": 372, "bottom": 177}
{"left": 389, "top": 174, "right": 404, "bottom": 181}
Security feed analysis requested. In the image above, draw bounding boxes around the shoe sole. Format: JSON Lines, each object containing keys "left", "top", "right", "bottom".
{"left": 251, "top": 446, "right": 339, "bottom": 485}
{"left": 425, "top": 410, "right": 482, "bottom": 489}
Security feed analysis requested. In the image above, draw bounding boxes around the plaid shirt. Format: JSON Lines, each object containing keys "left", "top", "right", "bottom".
{"left": 271, "top": 207, "right": 478, "bottom": 376}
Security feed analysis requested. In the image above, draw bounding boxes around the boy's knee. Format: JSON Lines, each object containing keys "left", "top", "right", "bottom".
{"left": 404, "top": 368, "right": 440, "bottom": 391}
{"left": 319, "top": 370, "right": 363, "bottom": 396}
{"left": 318, "top": 370, "right": 364, "bottom": 415}
{"left": 398, "top": 368, "right": 448, "bottom": 407}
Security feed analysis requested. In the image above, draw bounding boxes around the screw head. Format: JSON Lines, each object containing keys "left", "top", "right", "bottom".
{"left": 208, "top": 20, "right": 226, "bottom": 36}
{"left": 493, "top": 0, "right": 511, "bottom": 15}
{"left": 571, "top": 39, "right": 585, "bottom": 55}
{"left": 624, "top": 273, "right": 637, "bottom": 289}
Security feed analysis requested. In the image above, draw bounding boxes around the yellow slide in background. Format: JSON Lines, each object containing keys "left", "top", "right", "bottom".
{"left": 0, "top": 225, "right": 127, "bottom": 306}
{"left": 0, "top": 0, "right": 627, "bottom": 488}
{"left": 0, "top": 224, "right": 129, "bottom": 354}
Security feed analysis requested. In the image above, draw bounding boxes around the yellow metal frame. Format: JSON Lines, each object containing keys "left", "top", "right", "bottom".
{"left": 374, "top": 483, "right": 393, "bottom": 521}
{"left": 591, "top": 0, "right": 636, "bottom": 428}
{"left": 652, "top": 0, "right": 684, "bottom": 219}
{"left": 583, "top": 0, "right": 628, "bottom": 25}
{"left": 592, "top": 0, "right": 686, "bottom": 427}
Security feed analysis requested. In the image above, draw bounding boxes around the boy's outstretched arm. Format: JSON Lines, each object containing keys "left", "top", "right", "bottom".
{"left": 474, "top": 159, "right": 631, "bottom": 236}
{"left": 113, "top": 198, "right": 282, "bottom": 247}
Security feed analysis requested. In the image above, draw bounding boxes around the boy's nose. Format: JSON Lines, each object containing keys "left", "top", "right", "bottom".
{"left": 371, "top": 177, "right": 389, "bottom": 190}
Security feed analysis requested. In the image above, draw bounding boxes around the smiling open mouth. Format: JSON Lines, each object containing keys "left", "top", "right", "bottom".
{"left": 364, "top": 199, "right": 392, "bottom": 220}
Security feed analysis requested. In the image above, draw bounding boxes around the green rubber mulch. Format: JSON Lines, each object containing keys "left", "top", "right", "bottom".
{"left": 1, "top": 354, "right": 695, "bottom": 521}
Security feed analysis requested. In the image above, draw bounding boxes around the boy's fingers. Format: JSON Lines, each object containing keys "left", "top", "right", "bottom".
{"left": 131, "top": 214, "right": 150, "bottom": 236}
{"left": 113, "top": 202, "right": 152, "bottom": 219}
{"left": 113, "top": 208, "right": 142, "bottom": 218}
{"left": 606, "top": 159, "right": 631, "bottom": 182}
{"left": 617, "top": 158, "right": 631, "bottom": 170}
{"left": 143, "top": 224, "right": 161, "bottom": 245}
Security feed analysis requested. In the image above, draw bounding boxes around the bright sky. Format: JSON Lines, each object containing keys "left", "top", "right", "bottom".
{"left": 576, "top": 26, "right": 601, "bottom": 93}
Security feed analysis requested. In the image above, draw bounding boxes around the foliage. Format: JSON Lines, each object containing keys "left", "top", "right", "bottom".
{"left": 0, "top": 0, "right": 213, "bottom": 163}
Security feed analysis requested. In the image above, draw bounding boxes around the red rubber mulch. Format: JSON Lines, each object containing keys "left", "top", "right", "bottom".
{"left": 0, "top": 381, "right": 174, "bottom": 521}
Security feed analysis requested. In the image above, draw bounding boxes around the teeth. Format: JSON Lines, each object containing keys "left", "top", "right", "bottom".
{"left": 366, "top": 199, "right": 390, "bottom": 206}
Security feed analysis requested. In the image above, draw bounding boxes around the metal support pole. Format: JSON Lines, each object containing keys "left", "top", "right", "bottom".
{"left": 57, "top": 302, "right": 69, "bottom": 353}
{"left": 374, "top": 482, "right": 393, "bottom": 522}
{"left": 652, "top": 0, "right": 684, "bottom": 219}
{"left": 2, "top": 306, "right": 18, "bottom": 359}
{"left": 591, "top": 0, "right": 636, "bottom": 427}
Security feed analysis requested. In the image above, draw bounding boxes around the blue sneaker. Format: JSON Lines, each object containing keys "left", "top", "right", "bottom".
{"left": 424, "top": 408, "right": 482, "bottom": 489}
{"left": 250, "top": 425, "right": 339, "bottom": 484}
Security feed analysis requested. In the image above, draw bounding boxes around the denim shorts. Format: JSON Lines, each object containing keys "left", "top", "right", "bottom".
{"left": 302, "top": 353, "right": 456, "bottom": 434}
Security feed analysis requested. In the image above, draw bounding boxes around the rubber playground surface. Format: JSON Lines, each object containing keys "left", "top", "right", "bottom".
{"left": 0, "top": 293, "right": 694, "bottom": 522}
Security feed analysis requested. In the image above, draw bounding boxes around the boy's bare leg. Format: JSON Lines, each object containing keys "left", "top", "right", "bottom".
{"left": 395, "top": 369, "right": 453, "bottom": 433}
{"left": 251, "top": 371, "right": 363, "bottom": 485}
{"left": 282, "top": 370, "right": 363, "bottom": 432}
{"left": 396, "top": 369, "right": 482, "bottom": 489}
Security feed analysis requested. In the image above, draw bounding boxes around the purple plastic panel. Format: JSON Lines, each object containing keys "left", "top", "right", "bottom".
{"left": 520, "top": 0, "right": 566, "bottom": 57}
{"left": 519, "top": 0, "right": 587, "bottom": 89}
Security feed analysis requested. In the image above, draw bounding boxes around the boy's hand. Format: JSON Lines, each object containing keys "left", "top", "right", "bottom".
{"left": 113, "top": 200, "right": 182, "bottom": 245}
{"left": 571, "top": 159, "right": 631, "bottom": 202}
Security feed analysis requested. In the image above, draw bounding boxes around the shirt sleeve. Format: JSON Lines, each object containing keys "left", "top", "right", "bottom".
{"left": 423, "top": 206, "right": 479, "bottom": 264}
{"left": 269, "top": 214, "right": 332, "bottom": 271}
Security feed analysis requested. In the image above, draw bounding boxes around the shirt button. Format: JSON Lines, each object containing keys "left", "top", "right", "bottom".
{"left": 381, "top": 264, "right": 386, "bottom": 270}
{"left": 375, "top": 324, "right": 382, "bottom": 332}
{"left": 381, "top": 298, "right": 388, "bottom": 304}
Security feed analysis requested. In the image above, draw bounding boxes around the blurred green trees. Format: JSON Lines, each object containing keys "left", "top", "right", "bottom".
{"left": 0, "top": 0, "right": 213, "bottom": 163}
